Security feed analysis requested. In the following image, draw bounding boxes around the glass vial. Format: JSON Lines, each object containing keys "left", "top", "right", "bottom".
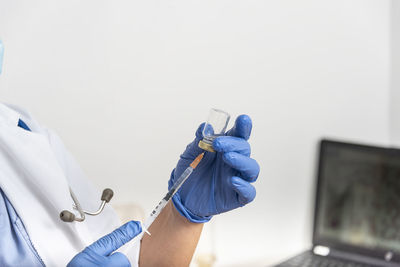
{"left": 198, "top": 108, "right": 230, "bottom": 152}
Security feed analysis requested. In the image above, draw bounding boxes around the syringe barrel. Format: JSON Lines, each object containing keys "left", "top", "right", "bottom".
{"left": 171, "top": 167, "right": 193, "bottom": 192}
{"left": 150, "top": 199, "right": 168, "bottom": 220}
{"left": 144, "top": 158, "right": 201, "bottom": 234}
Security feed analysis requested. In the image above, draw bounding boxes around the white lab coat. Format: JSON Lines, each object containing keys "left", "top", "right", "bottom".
{"left": 0, "top": 103, "right": 140, "bottom": 266}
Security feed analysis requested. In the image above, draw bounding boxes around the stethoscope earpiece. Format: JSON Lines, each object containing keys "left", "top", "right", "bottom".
{"left": 101, "top": 188, "right": 114, "bottom": 203}
{"left": 60, "top": 210, "right": 76, "bottom": 222}
{"left": 60, "top": 188, "right": 114, "bottom": 223}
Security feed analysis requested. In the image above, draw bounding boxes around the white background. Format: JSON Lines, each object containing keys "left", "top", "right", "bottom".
{"left": 0, "top": 0, "right": 396, "bottom": 266}
{"left": 391, "top": 0, "right": 400, "bottom": 145}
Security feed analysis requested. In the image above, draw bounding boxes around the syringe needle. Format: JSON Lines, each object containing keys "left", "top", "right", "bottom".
{"left": 143, "top": 152, "right": 205, "bottom": 236}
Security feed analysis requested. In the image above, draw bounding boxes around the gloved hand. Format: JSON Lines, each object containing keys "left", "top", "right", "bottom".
{"left": 67, "top": 221, "right": 141, "bottom": 267}
{"left": 169, "top": 114, "right": 260, "bottom": 223}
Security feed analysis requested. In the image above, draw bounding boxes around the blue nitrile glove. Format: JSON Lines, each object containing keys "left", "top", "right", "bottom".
{"left": 67, "top": 221, "right": 141, "bottom": 267}
{"left": 169, "top": 114, "right": 260, "bottom": 223}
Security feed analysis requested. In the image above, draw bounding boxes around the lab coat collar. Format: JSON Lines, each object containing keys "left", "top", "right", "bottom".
{"left": 0, "top": 103, "right": 20, "bottom": 127}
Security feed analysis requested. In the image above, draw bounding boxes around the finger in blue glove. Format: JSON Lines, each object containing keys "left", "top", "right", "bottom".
{"left": 67, "top": 221, "right": 142, "bottom": 267}
{"left": 225, "top": 114, "right": 252, "bottom": 140}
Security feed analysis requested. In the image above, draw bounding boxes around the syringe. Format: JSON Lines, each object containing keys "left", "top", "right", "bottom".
{"left": 143, "top": 152, "right": 205, "bottom": 234}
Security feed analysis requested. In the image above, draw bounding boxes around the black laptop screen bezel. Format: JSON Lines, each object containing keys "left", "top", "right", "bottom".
{"left": 312, "top": 139, "right": 400, "bottom": 263}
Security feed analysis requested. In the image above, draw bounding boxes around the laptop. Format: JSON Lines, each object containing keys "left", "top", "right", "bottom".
{"left": 275, "top": 139, "right": 400, "bottom": 267}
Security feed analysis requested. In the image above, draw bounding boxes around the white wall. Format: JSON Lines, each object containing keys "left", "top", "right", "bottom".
{"left": 390, "top": 0, "right": 400, "bottom": 145}
{"left": 0, "top": 0, "right": 391, "bottom": 266}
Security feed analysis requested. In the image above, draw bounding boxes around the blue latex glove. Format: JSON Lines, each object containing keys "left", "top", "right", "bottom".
{"left": 0, "top": 40, "right": 4, "bottom": 74}
{"left": 67, "top": 221, "right": 141, "bottom": 267}
{"left": 170, "top": 114, "right": 260, "bottom": 223}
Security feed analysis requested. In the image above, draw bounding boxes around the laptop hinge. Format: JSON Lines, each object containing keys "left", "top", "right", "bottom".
{"left": 313, "top": 246, "right": 330, "bottom": 256}
{"left": 313, "top": 246, "right": 399, "bottom": 267}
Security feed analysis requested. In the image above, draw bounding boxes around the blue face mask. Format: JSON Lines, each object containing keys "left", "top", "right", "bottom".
{"left": 0, "top": 40, "right": 4, "bottom": 75}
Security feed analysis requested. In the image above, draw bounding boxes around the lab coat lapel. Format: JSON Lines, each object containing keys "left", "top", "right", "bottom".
{"left": 0, "top": 122, "right": 90, "bottom": 265}
{"left": 0, "top": 103, "right": 123, "bottom": 266}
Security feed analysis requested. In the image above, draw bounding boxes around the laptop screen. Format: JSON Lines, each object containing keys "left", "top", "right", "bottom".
{"left": 314, "top": 140, "right": 400, "bottom": 259}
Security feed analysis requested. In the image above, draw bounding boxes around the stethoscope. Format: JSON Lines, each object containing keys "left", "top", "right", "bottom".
{"left": 59, "top": 188, "right": 114, "bottom": 223}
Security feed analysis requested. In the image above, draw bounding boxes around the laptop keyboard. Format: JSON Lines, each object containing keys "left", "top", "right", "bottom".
{"left": 276, "top": 251, "right": 380, "bottom": 267}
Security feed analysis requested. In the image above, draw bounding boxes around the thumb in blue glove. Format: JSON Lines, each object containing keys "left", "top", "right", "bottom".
{"left": 67, "top": 221, "right": 142, "bottom": 267}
